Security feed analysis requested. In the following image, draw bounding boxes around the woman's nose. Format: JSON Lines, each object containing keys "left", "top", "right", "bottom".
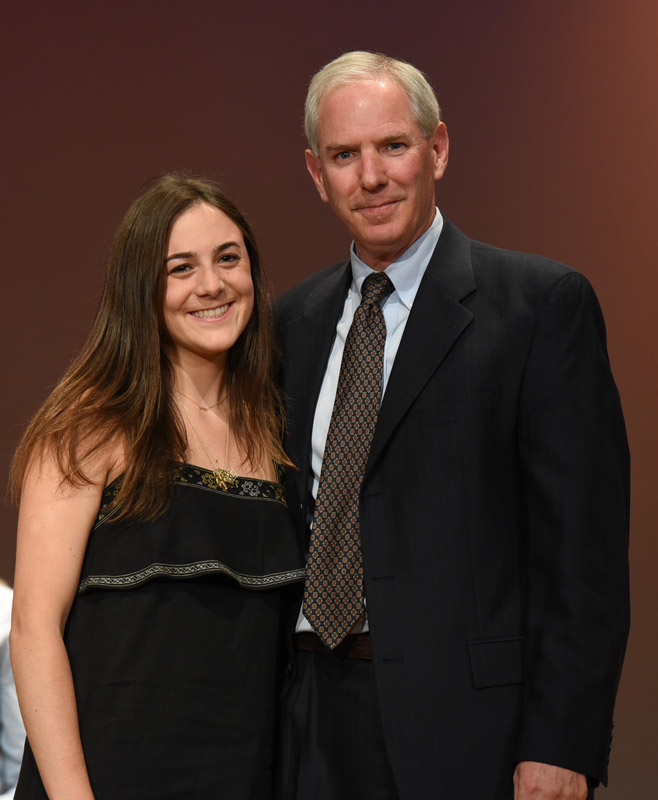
{"left": 197, "top": 264, "right": 224, "bottom": 295}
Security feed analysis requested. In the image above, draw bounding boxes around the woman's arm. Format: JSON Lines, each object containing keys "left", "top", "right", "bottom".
{"left": 10, "top": 448, "right": 117, "bottom": 800}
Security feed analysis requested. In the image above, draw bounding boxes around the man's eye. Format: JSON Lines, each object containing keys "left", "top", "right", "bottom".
{"left": 387, "top": 142, "right": 405, "bottom": 152}
{"left": 335, "top": 151, "right": 352, "bottom": 161}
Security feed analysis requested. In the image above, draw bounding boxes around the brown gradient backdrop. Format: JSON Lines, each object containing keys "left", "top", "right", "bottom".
{"left": 2, "top": 0, "right": 656, "bottom": 794}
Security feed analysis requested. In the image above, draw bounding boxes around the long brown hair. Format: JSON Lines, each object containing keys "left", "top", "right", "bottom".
{"left": 11, "top": 174, "right": 290, "bottom": 521}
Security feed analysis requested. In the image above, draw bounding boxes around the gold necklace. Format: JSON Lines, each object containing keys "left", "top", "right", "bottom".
{"left": 177, "top": 395, "right": 237, "bottom": 490}
{"left": 175, "top": 389, "right": 222, "bottom": 412}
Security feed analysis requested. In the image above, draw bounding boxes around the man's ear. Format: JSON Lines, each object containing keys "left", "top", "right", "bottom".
{"left": 431, "top": 122, "right": 449, "bottom": 182}
{"left": 305, "top": 149, "right": 329, "bottom": 203}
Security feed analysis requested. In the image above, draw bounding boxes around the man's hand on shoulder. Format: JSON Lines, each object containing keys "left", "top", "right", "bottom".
{"left": 513, "top": 761, "right": 588, "bottom": 800}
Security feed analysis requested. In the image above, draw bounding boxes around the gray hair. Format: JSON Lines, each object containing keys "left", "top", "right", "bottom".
{"left": 304, "top": 51, "right": 441, "bottom": 155}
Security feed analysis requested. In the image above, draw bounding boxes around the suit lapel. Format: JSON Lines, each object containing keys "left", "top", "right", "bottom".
{"left": 366, "top": 220, "right": 476, "bottom": 474}
{"left": 285, "top": 262, "right": 352, "bottom": 500}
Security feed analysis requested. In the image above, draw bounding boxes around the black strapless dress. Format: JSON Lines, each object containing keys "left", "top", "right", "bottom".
{"left": 15, "top": 465, "right": 305, "bottom": 800}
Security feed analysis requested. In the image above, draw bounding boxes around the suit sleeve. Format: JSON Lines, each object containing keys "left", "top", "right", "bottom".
{"left": 514, "top": 271, "right": 630, "bottom": 785}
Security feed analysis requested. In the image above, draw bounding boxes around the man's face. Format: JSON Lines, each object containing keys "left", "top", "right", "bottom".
{"left": 305, "top": 78, "right": 448, "bottom": 270}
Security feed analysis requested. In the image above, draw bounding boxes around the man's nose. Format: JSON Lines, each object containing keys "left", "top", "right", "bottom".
{"left": 359, "top": 151, "right": 387, "bottom": 191}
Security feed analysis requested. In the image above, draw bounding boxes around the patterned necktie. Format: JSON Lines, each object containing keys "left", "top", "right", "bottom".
{"left": 304, "top": 271, "right": 395, "bottom": 648}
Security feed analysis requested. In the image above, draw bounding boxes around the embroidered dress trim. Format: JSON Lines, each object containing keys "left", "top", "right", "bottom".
{"left": 78, "top": 560, "right": 306, "bottom": 594}
{"left": 95, "top": 464, "right": 287, "bottom": 526}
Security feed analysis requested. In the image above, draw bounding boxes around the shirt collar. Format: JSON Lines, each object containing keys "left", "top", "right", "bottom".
{"left": 349, "top": 208, "right": 444, "bottom": 310}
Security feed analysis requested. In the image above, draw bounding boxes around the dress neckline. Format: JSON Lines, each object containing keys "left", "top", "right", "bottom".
{"left": 103, "top": 461, "right": 283, "bottom": 493}
{"left": 95, "top": 464, "right": 288, "bottom": 528}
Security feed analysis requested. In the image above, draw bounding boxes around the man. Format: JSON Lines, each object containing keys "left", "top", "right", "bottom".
{"left": 275, "top": 51, "right": 629, "bottom": 800}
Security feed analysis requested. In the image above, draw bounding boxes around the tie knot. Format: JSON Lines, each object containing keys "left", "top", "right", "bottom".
{"left": 360, "top": 272, "right": 394, "bottom": 307}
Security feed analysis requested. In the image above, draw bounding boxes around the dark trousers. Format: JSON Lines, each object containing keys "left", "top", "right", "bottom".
{"left": 277, "top": 649, "right": 597, "bottom": 800}
{"left": 277, "top": 649, "right": 399, "bottom": 800}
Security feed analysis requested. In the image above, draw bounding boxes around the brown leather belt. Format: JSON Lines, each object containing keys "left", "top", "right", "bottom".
{"left": 295, "top": 632, "right": 372, "bottom": 660}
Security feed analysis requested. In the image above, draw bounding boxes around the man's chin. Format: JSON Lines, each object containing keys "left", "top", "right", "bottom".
{"left": 354, "top": 220, "right": 403, "bottom": 245}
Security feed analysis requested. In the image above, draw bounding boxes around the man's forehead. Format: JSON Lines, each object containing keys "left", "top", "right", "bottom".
{"left": 316, "top": 78, "right": 418, "bottom": 147}
{"left": 320, "top": 77, "right": 407, "bottom": 113}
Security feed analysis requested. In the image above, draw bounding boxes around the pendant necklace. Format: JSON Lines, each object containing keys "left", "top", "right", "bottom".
{"left": 175, "top": 389, "right": 222, "bottom": 412}
{"left": 177, "top": 394, "right": 237, "bottom": 490}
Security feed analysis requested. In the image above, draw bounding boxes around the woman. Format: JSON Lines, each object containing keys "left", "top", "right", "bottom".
{"left": 9, "top": 175, "right": 305, "bottom": 799}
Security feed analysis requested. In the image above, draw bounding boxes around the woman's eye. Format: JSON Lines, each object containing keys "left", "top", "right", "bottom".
{"left": 169, "top": 263, "right": 191, "bottom": 275}
{"left": 218, "top": 253, "right": 239, "bottom": 265}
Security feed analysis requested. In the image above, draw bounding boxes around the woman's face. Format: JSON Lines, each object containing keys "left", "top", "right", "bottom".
{"left": 163, "top": 202, "right": 254, "bottom": 365}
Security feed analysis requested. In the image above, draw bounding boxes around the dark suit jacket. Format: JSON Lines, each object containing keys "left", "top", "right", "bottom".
{"left": 275, "top": 219, "right": 630, "bottom": 799}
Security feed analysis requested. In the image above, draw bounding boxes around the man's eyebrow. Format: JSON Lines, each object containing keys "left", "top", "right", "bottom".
{"left": 325, "top": 143, "right": 353, "bottom": 154}
{"left": 324, "top": 133, "right": 411, "bottom": 154}
{"left": 380, "top": 132, "right": 412, "bottom": 144}
{"left": 165, "top": 241, "right": 242, "bottom": 263}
